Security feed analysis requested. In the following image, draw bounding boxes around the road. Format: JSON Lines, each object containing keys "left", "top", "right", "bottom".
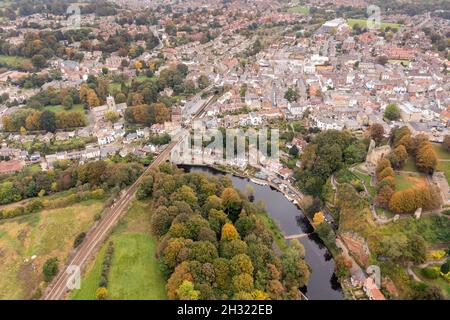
{"left": 42, "top": 140, "right": 177, "bottom": 300}
{"left": 42, "top": 87, "right": 214, "bottom": 300}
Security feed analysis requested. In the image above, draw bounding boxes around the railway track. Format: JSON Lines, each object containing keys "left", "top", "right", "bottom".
{"left": 42, "top": 88, "right": 214, "bottom": 300}
{"left": 41, "top": 141, "right": 176, "bottom": 300}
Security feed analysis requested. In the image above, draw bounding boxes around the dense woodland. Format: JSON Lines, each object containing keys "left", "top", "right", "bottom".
{"left": 0, "top": 159, "right": 143, "bottom": 207}
{"left": 294, "top": 130, "right": 369, "bottom": 197}
{"left": 137, "top": 164, "right": 310, "bottom": 300}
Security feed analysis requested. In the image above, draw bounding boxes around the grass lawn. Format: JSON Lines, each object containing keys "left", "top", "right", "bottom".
{"left": 0, "top": 55, "right": 31, "bottom": 69}
{"left": 43, "top": 104, "right": 85, "bottom": 114}
{"left": 347, "top": 18, "right": 401, "bottom": 30}
{"left": 108, "top": 82, "right": 123, "bottom": 94}
{"left": 402, "top": 156, "right": 419, "bottom": 172}
{"left": 287, "top": 6, "right": 310, "bottom": 14}
{"left": 388, "top": 59, "right": 410, "bottom": 67}
{"left": 432, "top": 143, "right": 450, "bottom": 160}
{"left": 0, "top": 200, "right": 104, "bottom": 299}
{"left": 414, "top": 266, "right": 450, "bottom": 298}
{"left": 352, "top": 169, "right": 377, "bottom": 199}
{"left": 394, "top": 173, "right": 427, "bottom": 191}
{"left": 437, "top": 161, "right": 450, "bottom": 185}
{"left": 71, "top": 201, "right": 167, "bottom": 300}
{"left": 433, "top": 143, "right": 450, "bottom": 184}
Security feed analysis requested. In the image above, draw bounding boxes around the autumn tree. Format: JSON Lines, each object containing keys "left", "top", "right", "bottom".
{"left": 87, "top": 90, "right": 101, "bottom": 108}
{"left": 375, "top": 185, "right": 394, "bottom": 209}
{"left": 105, "top": 111, "right": 120, "bottom": 123}
{"left": 230, "top": 254, "right": 254, "bottom": 276}
{"left": 416, "top": 142, "right": 437, "bottom": 174}
{"left": 96, "top": 287, "right": 108, "bottom": 300}
{"left": 443, "top": 135, "right": 450, "bottom": 152}
{"left": 176, "top": 280, "right": 200, "bottom": 300}
{"left": 369, "top": 123, "right": 384, "bottom": 145}
{"left": 388, "top": 145, "right": 408, "bottom": 169}
{"left": 376, "top": 159, "right": 391, "bottom": 176}
{"left": 221, "top": 188, "right": 242, "bottom": 222}
{"left": 313, "top": 211, "right": 325, "bottom": 225}
{"left": 377, "top": 166, "right": 395, "bottom": 182}
{"left": 221, "top": 223, "right": 240, "bottom": 241}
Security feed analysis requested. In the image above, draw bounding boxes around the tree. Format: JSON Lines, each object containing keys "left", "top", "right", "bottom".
{"left": 176, "top": 280, "right": 200, "bottom": 300}
{"left": 42, "top": 257, "right": 59, "bottom": 282}
{"left": 221, "top": 223, "right": 240, "bottom": 241}
{"left": 31, "top": 54, "right": 46, "bottom": 69}
{"left": 377, "top": 166, "right": 395, "bottom": 181}
{"left": 441, "top": 260, "right": 450, "bottom": 274}
{"left": 388, "top": 145, "right": 408, "bottom": 169}
{"left": 104, "top": 111, "right": 120, "bottom": 123}
{"left": 136, "top": 176, "right": 153, "bottom": 200}
{"left": 416, "top": 142, "right": 437, "bottom": 174}
{"left": 375, "top": 185, "right": 394, "bottom": 209}
{"left": 407, "top": 234, "right": 427, "bottom": 264}
{"left": 284, "top": 87, "right": 299, "bottom": 102}
{"left": 230, "top": 254, "right": 254, "bottom": 276}
{"left": 198, "top": 75, "right": 209, "bottom": 89}
{"left": 281, "top": 247, "right": 310, "bottom": 289}
{"left": 245, "top": 184, "right": 255, "bottom": 202}
{"left": 369, "top": 123, "right": 384, "bottom": 145}
{"left": 334, "top": 254, "right": 352, "bottom": 279}
{"left": 96, "top": 287, "right": 108, "bottom": 300}
{"left": 313, "top": 211, "right": 325, "bottom": 225}
{"left": 443, "top": 135, "right": 450, "bottom": 152}
{"left": 384, "top": 104, "right": 400, "bottom": 121}
{"left": 377, "top": 55, "right": 388, "bottom": 65}
{"left": 232, "top": 273, "right": 254, "bottom": 293}
{"left": 289, "top": 145, "right": 299, "bottom": 157}
{"left": 87, "top": 90, "right": 100, "bottom": 108}
{"left": 19, "top": 126, "right": 27, "bottom": 136}
{"left": 62, "top": 95, "right": 73, "bottom": 110}
{"left": 221, "top": 188, "right": 242, "bottom": 222}
{"left": 39, "top": 110, "right": 57, "bottom": 133}
{"left": 376, "top": 159, "right": 391, "bottom": 176}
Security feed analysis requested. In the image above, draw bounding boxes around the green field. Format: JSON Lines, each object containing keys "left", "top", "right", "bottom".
{"left": 401, "top": 156, "right": 419, "bottom": 172}
{"left": 414, "top": 266, "right": 450, "bottom": 298}
{"left": 0, "top": 200, "right": 104, "bottom": 299}
{"left": 394, "top": 173, "right": 427, "bottom": 191}
{"left": 352, "top": 168, "right": 377, "bottom": 199}
{"left": 71, "top": 201, "right": 167, "bottom": 300}
{"left": 433, "top": 143, "right": 450, "bottom": 160}
{"left": 287, "top": 6, "right": 310, "bottom": 14}
{"left": 434, "top": 143, "right": 450, "bottom": 184}
{"left": 43, "top": 104, "right": 86, "bottom": 114}
{"left": 347, "top": 19, "right": 401, "bottom": 30}
{"left": 0, "top": 55, "right": 31, "bottom": 69}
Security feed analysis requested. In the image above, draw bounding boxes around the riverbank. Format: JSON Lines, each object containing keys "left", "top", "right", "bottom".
{"left": 182, "top": 164, "right": 344, "bottom": 300}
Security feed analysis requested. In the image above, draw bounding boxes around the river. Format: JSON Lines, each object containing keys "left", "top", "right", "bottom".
{"left": 182, "top": 165, "right": 344, "bottom": 300}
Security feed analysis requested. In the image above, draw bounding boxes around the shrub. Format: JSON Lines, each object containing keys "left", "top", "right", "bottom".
{"left": 422, "top": 267, "right": 440, "bottom": 279}
{"left": 73, "top": 232, "right": 86, "bottom": 248}
{"left": 42, "top": 257, "right": 59, "bottom": 282}
{"left": 96, "top": 287, "right": 108, "bottom": 300}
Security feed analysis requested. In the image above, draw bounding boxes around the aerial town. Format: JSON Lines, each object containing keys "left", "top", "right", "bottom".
{"left": 0, "top": 0, "right": 449, "bottom": 303}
